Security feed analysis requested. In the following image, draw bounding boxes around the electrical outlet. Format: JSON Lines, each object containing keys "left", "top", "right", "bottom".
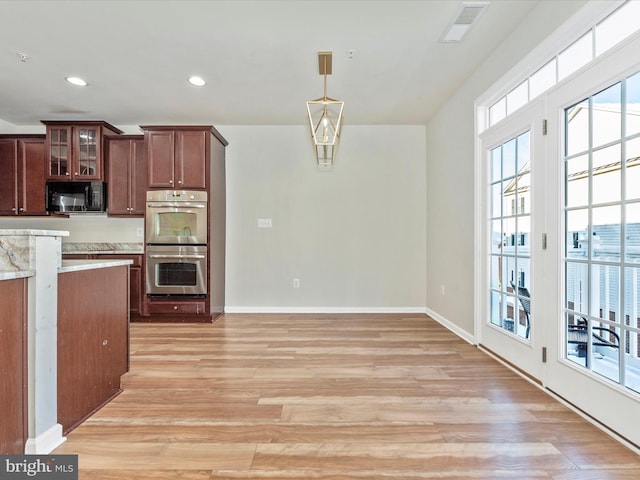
{"left": 257, "top": 218, "right": 272, "bottom": 228}
{"left": 293, "top": 278, "right": 301, "bottom": 288}
{"left": 136, "top": 227, "right": 143, "bottom": 237}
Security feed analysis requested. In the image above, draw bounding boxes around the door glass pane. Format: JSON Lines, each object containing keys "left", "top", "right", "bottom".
{"left": 491, "top": 147, "right": 502, "bottom": 182}
{"left": 626, "top": 137, "right": 640, "bottom": 200}
{"left": 590, "top": 264, "right": 620, "bottom": 322}
{"left": 564, "top": 71, "right": 640, "bottom": 394}
{"left": 566, "top": 100, "right": 589, "bottom": 156}
{"left": 626, "top": 72, "right": 640, "bottom": 137}
{"left": 491, "top": 183, "right": 502, "bottom": 217}
{"left": 502, "top": 138, "right": 516, "bottom": 179}
{"left": 566, "top": 209, "right": 589, "bottom": 258}
{"left": 592, "top": 144, "right": 621, "bottom": 205}
{"left": 517, "top": 131, "right": 531, "bottom": 173}
{"left": 566, "top": 154, "right": 589, "bottom": 208}
{"left": 592, "top": 83, "right": 621, "bottom": 148}
{"left": 592, "top": 205, "right": 620, "bottom": 261}
{"left": 488, "top": 131, "right": 531, "bottom": 340}
{"left": 490, "top": 255, "right": 501, "bottom": 290}
{"left": 490, "top": 291, "right": 502, "bottom": 327}
{"left": 491, "top": 220, "right": 502, "bottom": 254}
{"left": 566, "top": 261, "right": 588, "bottom": 315}
{"left": 626, "top": 203, "right": 640, "bottom": 264}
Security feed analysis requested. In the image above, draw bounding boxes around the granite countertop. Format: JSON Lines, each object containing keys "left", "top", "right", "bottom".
{"left": 62, "top": 242, "right": 144, "bottom": 255}
{"left": 59, "top": 259, "right": 134, "bottom": 273}
{"left": 0, "top": 229, "right": 70, "bottom": 237}
{"left": 0, "top": 270, "right": 34, "bottom": 281}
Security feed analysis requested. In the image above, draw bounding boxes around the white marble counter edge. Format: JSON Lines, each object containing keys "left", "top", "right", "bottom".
{"left": 0, "top": 270, "right": 35, "bottom": 281}
{"left": 59, "top": 259, "right": 133, "bottom": 273}
{"left": 0, "top": 229, "right": 70, "bottom": 237}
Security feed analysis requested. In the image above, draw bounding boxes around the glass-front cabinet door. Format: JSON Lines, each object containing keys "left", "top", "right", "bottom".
{"left": 47, "top": 125, "right": 72, "bottom": 179}
{"left": 74, "top": 126, "right": 100, "bottom": 179}
{"left": 44, "top": 121, "right": 122, "bottom": 181}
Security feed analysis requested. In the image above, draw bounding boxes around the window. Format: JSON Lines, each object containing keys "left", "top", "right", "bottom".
{"left": 487, "top": 1, "right": 640, "bottom": 128}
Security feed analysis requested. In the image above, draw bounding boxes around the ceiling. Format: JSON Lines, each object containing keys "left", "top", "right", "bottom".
{"left": 0, "top": 0, "right": 541, "bottom": 128}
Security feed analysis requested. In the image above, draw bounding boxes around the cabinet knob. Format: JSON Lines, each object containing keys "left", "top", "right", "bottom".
{"left": 173, "top": 305, "right": 178, "bottom": 310}
{"left": 19, "top": 208, "right": 24, "bottom": 212}
{"left": 75, "top": 172, "right": 79, "bottom": 175}
{"left": 169, "top": 180, "right": 173, "bottom": 184}
{"left": 102, "top": 339, "right": 108, "bottom": 346}
{"left": 178, "top": 180, "right": 182, "bottom": 185}
{"left": 65, "top": 172, "right": 70, "bottom": 176}
{"left": 11, "top": 207, "right": 16, "bottom": 212}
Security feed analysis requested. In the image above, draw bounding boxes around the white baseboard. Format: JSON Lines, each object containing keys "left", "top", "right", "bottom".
{"left": 224, "top": 306, "right": 427, "bottom": 314}
{"left": 424, "top": 307, "right": 475, "bottom": 345}
{"left": 24, "top": 423, "right": 66, "bottom": 454}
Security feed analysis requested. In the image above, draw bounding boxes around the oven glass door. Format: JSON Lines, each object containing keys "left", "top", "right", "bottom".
{"left": 146, "top": 245, "right": 207, "bottom": 295}
{"left": 146, "top": 205, "right": 207, "bottom": 244}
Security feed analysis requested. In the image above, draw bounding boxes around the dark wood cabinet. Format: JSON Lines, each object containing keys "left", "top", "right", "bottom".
{"left": 142, "top": 126, "right": 208, "bottom": 189}
{"left": 62, "top": 254, "right": 142, "bottom": 316}
{"left": 105, "top": 135, "right": 147, "bottom": 215}
{"left": 57, "top": 265, "right": 129, "bottom": 434}
{"left": 0, "top": 135, "right": 47, "bottom": 216}
{"left": 0, "top": 277, "right": 27, "bottom": 454}
{"left": 43, "top": 121, "right": 122, "bottom": 181}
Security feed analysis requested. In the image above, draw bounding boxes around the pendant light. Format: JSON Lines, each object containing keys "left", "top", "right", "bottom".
{"left": 306, "top": 51, "right": 344, "bottom": 166}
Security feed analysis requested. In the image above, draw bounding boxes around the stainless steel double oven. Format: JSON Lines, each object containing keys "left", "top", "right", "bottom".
{"left": 145, "top": 190, "right": 208, "bottom": 296}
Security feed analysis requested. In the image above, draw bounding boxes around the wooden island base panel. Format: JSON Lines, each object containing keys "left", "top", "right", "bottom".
{"left": 53, "top": 313, "right": 640, "bottom": 479}
{"left": 57, "top": 264, "right": 129, "bottom": 435}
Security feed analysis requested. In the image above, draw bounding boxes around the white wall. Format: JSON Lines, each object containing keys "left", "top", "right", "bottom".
{"left": 425, "top": 0, "right": 587, "bottom": 334}
{"left": 222, "top": 124, "right": 426, "bottom": 311}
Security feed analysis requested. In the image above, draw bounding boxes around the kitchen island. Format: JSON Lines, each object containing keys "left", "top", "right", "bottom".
{"left": 0, "top": 229, "right": 131, "bottom": 453}
{"left": 58, "top": 259, "right": 131, "bottom": 435}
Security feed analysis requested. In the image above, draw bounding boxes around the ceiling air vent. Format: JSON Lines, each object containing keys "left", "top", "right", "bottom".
{"left": 440, "top": 1, "right": 489, "bottom": 43}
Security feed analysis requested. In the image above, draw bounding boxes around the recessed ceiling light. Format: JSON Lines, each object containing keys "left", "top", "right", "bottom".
{"left": 188, "top": 76, "right": 206, "bottom": 86}
{"left": 65, "top": 76, "right": 88, "bottom": 86}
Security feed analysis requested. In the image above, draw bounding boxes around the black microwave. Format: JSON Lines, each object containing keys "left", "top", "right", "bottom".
{"left": 46, "top": 181, "right": 107, "bottom": 213}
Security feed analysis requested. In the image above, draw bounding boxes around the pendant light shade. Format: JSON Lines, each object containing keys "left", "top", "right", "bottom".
{"left": 306, "top": 51, "right": 344, "bottom": 166}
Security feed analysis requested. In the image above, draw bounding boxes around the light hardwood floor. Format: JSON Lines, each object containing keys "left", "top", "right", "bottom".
{"left": 54, "top": 313, "right": 640, "bottom": 479}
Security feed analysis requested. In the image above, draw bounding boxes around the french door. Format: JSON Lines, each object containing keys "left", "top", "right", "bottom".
{"left": 478, "top": 100, "right": 547, "bottom": 382}
{"left": 478, "top": 32, "right": 640, "bottom": 447}
{"left": 544, "top": 34, "right": 640, "bottom": 446}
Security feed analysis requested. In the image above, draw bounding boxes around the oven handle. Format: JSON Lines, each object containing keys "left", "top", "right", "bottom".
{"left": 148, "top": 254, "right": 206, "bottom": 259}
{"left": 146, "top": 203, "right": 206, "bottom": 208}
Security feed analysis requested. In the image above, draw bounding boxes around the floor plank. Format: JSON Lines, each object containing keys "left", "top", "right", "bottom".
{"left": 53, "top": 313, "right": 640, "bottom": 479}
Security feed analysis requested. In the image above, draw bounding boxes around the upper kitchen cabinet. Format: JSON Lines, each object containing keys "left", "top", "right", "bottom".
{"left": 42, "top": 120, "right": 123, "bottom": 181}
{"left": 0, "top": 135, "right": 47, "bottom": 216}
{"left": 141, "top": 126, "right": 226, "bottom": 190}
{"left": 105, "top": 135, "right": 147, "bottom": 216}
